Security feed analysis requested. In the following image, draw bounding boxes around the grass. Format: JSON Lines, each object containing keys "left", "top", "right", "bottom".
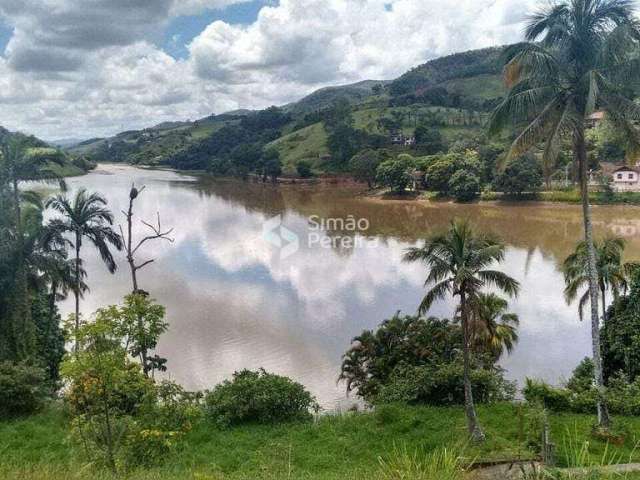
{"left": 46, "top": 161, "right": 86, "bottom": 178}
{"left": 3, "top": 403, "right": 640, "bottom": 479}
{"left": 268, "top": 122, "right": 330, "bottom": 172}
{"left": 479, "top": 190, "right": 640, "bottom": 205}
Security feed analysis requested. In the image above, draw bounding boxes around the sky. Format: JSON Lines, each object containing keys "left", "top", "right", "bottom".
{"left": 0, "top": 0, "right": 540, "bottom": 141}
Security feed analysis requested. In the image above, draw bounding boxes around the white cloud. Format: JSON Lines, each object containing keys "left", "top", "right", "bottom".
{"left": 170, "top": 0, "right": 253, "bottom": 16}
{"left": 0, "top": 0, "right": 540, "bottom": 139}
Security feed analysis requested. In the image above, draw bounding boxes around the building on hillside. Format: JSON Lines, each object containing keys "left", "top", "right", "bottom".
{"left": 390, "top": 131, "right": 416, "bottom": 146}
{"left": 586, "top": 111, "right": 605, "bottom": 128}
{"left": 612, "top": 163, "right": 640, "bottom": 192}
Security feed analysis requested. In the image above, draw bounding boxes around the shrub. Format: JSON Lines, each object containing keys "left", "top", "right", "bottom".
{"left": 522, "top": 378, "right": 572, "bottom": 412}
{"left": 493, "top": 154, "right": 543, "bottom": 196}
{"left": 602, "top": 269, "right": 640, "bottom": 382}
{"left": 448, "top": 170, "right": 481, "bottom": 202}
{"left": 0, "top": 362, "right": 49, "bottom": 418}
{"left": 523, "top": 357, "right": 640, "bottom": 415}
{"left": 205, "top": 369, "right": 317, "bottom": 427}
{"left": 339, "top": 314, "right": 515, "bottom": 406}
{"left": 376, "top": 157, "right": 413, "bottom": 193}
{"left": 375, "top": 362, "right": 515, "bottom": 406}
{"left": 296, "top": 160, "right": 314, "bottom": 178}
{"left": 424, "top": 152, "right": 482, "bottom": 196}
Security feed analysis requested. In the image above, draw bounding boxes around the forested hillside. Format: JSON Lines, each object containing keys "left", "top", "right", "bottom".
{"left": 67, "top": 45, "right": 513, "bottom": 176}
{"left": 0, "top": 127, "right": 93, "bottom": 177}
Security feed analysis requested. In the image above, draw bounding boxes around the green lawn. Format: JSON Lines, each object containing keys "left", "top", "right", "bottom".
{"left": 2, "top": 403, "right": 640, "bottom": 479}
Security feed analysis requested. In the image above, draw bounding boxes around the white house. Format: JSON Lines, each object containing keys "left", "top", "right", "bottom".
{"left": 612, "top": 163, "right": 640, "bottom": 192}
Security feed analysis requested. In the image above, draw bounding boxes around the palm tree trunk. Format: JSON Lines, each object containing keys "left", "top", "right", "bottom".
{"left": 576, "top": 126, "right": 611, "bottom": 428}
{"left": 11, "top": 177, "right": 35, "bottom": 360}
{"left": 460, "top": 291, "right": 485, "bottom": 442}
{"left": 74, "top": 234, "right": 81, "bottom": 353}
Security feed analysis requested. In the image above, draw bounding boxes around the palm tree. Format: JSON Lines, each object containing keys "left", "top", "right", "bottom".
{"left": 0, "top": 137, "right": 66, "bottom": 360}
{"left": 563, "top": 236, "right": 628, "bottom": 320}
{"left": 488, "top": 0, "right": 640, "bottom": 428}
{"left": 468, "top": 293, "right": 520, "bottom": 363}
{"left": 403, "top": 220, "right": 520, "bottom": 441}
{"left": 45, "top": 189, "right": 123, "bottom": 347}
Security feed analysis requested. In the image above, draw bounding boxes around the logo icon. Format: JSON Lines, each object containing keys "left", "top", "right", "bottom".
{"left": 262, "top": 215, "right": 299, "bottom": 259}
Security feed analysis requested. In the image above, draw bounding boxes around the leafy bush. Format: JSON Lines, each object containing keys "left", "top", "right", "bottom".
{"left": 523, "top": 356, "right": 640, "bottom": 415}
{"left": 205, "top": 369, "right": 317, "bottom": 427}
{"left": 448, "top": 170, "right": 481, "bottom": 202}
{"left": 296, "top": 160, "right": 314, "bottom": 178}
{"left": 376, "top": 157, "right": 413, "bottom": 193}
{"left": 62, "top": 299, "right": 193, "bottom": 472}
{"left": 424, "top": 152, "right": 482, "bottom": 196}
{"left": 375, "top": 362, "right": 515, "bottom": 406}
{"left": 339, "top": 313, "right": 514, "bottom": 405}
{"left": 522, "top": 378, "right": 573, "bottom": 412}
{"left": 493, "top": 154, "right": 543, "bottom": 196}
{"left": 602, "top": 269, "right": 640, "bottom": 382}
{"left": 0, "top": 362, "right": 49, "bottom": 418}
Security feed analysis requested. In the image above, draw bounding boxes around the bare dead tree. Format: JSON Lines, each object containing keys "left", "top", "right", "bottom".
{"left": 120, "top": 184, "right": 174, "bottom": 376}
{"left": 120, "top": 185, "right": 174, "bottom": 293}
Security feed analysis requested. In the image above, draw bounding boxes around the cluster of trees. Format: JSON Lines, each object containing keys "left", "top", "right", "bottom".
{"left": 524, "top": 264, "right": 640, "bottom": 417}
{"left": 341, "top": 220, "right": 519, "bottom": 441}
{"left": 362, "top": 146, "right": 544, "bottom": 201}
{"left": 0, "top": 136, "right": 76, "bottom": 374}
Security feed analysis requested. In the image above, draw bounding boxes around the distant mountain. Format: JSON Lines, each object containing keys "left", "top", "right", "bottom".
{"left": 283, "top": 80, "right": 388, "bottom": 115}
{"left": 49, "top": 138, "right": 87, "bottom": 148}
{"left": 63, "top": 45, "right": 513, "bottom": 172}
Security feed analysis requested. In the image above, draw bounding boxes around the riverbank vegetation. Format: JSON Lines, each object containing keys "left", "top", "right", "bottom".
{"left": 4, "top": 403, "right": 640, "bottom": 480}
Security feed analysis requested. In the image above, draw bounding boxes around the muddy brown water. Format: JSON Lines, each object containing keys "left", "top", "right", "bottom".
{"left": 57, "top": 164, "right": 640, "bottom": 409}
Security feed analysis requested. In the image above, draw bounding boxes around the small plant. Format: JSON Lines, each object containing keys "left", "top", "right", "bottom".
{"left": 561, "top": 424, "right": 624, "bottom": 469}
{"left": 377, "top": 444, "right": 464, "bottom": 480}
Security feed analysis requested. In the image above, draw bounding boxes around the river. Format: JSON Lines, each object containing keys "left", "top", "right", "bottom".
{"left": 58, "top": 164, "right": 640, "bottom": 409}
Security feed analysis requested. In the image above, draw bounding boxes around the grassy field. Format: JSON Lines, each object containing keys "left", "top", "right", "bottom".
{"left": 269, "top": 122, "right": 330, "bottom": 172}
{"left": 2, "top": 403, "right": 640, "bottom": 479}
{"left": 46, "top": 161, "right": 86, "bottom": 178}
{"left": 481, "top": 190, "right": 640, "bottom": 205}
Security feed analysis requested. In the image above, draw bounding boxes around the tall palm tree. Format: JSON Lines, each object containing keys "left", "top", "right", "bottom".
{"left": 468, "top": 293, "right": 520, "bottom": 363}
{"left": 45, "top": 189, "right": 123, "bottom": 347}
{"left": 563, "top": 236, "right": 628, "bottom": 320}
{"left": 0, "top": 137, "right": 66, "bottom": 360}
{"left": 403, "top": 220, "right": 520, "bottom": 441}
{"left": 488, "top": 0, "right": 640, "bottom": 428}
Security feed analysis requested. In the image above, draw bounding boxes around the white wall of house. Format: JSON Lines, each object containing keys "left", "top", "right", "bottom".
{"left": 612, "top": 168, "right": 640, "bottom": 192}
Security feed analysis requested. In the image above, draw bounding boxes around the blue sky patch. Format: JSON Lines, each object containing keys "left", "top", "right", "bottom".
{"left": 0, "top": 20, "right": 12, "bottom": 53}
{"left": 163, "top": 0, "right": 273, "bottom": 59}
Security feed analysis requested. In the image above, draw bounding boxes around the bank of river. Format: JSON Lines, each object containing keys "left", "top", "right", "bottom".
{"left": 56, "top": 164, "right": 640, "bottom": 409}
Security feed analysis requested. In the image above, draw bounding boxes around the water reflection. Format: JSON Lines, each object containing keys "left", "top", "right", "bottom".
{"left": 59, "top": 164, "right": 640, "bottom": 409}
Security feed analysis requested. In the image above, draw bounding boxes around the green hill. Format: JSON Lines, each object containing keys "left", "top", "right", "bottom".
{"left": 64, "top": 45, "right": 511, "bottom": 173}
{"left": 283, "top": 80, "right": 388, "bottom": 116}
{"left": 0, "top": 127, "right": 89, "bottom": 177}
{"left": 268, "top": 122, "right": 330, "bottom": 172}
{"left": 389, "top": 46, "right": 505, "bottom": 97}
